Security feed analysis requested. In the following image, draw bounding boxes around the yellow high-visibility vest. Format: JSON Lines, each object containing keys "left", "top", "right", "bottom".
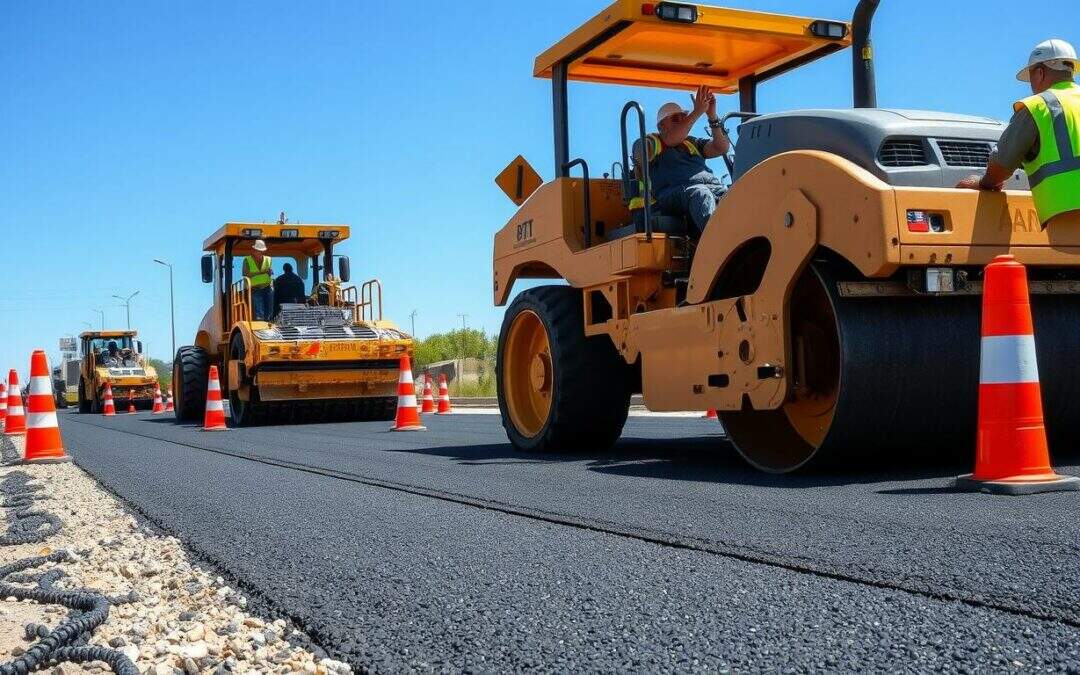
{"left": 1016, "top": 81, "right": 1080, "bottom": 224}
{"left": 244, "top": 255, "right": 272, "bottom": 289}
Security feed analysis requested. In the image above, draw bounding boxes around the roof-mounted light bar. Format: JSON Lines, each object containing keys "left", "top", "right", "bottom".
{"left": 241, "top": 228, "right": 263, "bottom": 238}
{"left": 652, "top": 2, "right": 697, "bottom": 23}
{"left": 810, "top": 20, "right": 848, "bottom": 39}
{"left": 318, "top": 230, "right": 341, "bottom": 239}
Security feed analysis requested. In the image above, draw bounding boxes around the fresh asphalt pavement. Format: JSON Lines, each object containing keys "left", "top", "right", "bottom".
{"left": 59, "top": 410, "right": 1080, "bottom": 672}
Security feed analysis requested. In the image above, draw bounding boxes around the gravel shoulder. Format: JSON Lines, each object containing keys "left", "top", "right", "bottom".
{"left": 1, "top": 434, "right": 351, "bottom": 675}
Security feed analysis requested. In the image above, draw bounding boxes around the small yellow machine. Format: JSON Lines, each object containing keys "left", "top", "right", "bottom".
{"left": 492, "top": 0, "right": 1080, "bottom": 471}
{"left": 173, "top": 221, "right": 412, "bottom": 425}
{"left": 76, "top": 330, "right": 160, "bottom": 412}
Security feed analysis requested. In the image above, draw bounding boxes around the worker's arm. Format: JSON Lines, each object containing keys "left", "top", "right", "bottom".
{"left": 660, "top": 84, "right": 711, "bottom": 147}
{"left": 241, "top": 258, "right": 252, "bottom": 279}
{"left": 956, "top": 108, "right": 1037, "bottom": 190}
{"left": 701, "top": 92, "right": 731, "bottom": 159}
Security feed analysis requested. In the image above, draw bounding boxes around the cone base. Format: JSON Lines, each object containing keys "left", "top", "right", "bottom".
{"left": 391, "top": 424, "right": 427, "bottom": 432}
{"left": 955, "top": 472, "right": 1080, "bottom": 495}
{"left": 20, "top": 455, "right": 71, "bottom": 465}
{"left": 202, "top": 427, "right": 229, "bottom": 432}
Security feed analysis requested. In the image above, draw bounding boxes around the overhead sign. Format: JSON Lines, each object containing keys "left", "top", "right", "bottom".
{"left": 59, "top": 337, "right": 77, "bottom": 353}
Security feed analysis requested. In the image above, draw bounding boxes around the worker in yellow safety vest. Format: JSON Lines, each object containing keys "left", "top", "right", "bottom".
{"left": 631, "top": 84, "right": 732, "bottom": 236}
{"left": 957, "top": 39, "right": 1080, "bottom": 226}
{"left": 243, "top": 239, "right": 274, "bottom": 321}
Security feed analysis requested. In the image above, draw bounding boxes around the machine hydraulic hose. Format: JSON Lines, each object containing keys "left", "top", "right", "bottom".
{"left": 0, "top": 439, "right": 139, "bottom": 675}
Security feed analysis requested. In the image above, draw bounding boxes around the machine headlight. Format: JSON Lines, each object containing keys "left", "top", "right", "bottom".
{"left": 241, "top": 228, "right": 263, "bottom": 238}
{"left": 655, "top": 2, "right": 697, "bottom": 22}
{"left": 254, "top": 329, "right": 281, "bottom": 340}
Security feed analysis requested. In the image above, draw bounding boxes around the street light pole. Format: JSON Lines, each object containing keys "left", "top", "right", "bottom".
{"left": 457, "top": 313, "right": 468, "bottom": 395}
{"left": 112, "top": 291, "right": 140, "bottom": 330}
{"left": 154, "top": 259, "right": 176, "bottom": 359}
{"left": 93, "top": 309, "right": 105, "bottom": 331}
{"left": 409, "top": 309, "right": 417, "bottom": 337}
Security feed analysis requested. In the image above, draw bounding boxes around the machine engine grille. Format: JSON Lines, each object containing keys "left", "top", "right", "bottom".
{"left": 276, "top": 304, "right": 351, "bottom": 328}
{"left": 878, "top": 140, "right": 928, "bottom": 167}
{"left": 268, "top": 304, "right": 378, "bottom": 341}
{"left": 937, "top": 140, "right": 993, "bottom": 167}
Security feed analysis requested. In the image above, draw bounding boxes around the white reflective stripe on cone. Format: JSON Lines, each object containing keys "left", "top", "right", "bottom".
{"left": 206, "top": 399, "right": 225, "bottom": 412}
{"left": 8, "top": 406, "right": 24, "bottom": 416}
{"left": 27, "top": 412, "right": 58, "bottom": 428}
{"left": 208, "top": 380, "right": 221, "bottom": 391}
{"left": 28, "top": 376, "right": 51, "bottom": 395}
{"left": 980, "top": 334, "right": 1040, "bottom": 385}
{"left": 399, "top": 372, "right": 414, "bottom": 384}
{"left": 398, "top": 395, "right": 417, "bottom": 407}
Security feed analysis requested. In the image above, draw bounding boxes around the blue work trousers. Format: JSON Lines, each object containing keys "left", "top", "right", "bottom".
{"left": 252, "top": 287, "right": 274, "bottom": 321}
{"left": 658, "top": 183, "right": 727, "bottom": 235}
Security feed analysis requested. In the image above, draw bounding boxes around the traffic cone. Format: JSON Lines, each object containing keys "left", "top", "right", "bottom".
{"left": 127, "top": 389, "right": 136, "bottom": 414}
{"left": 165, "top": 389, "right": 174, "bottom": 413}
{"left": 955, "top": 255, "right": 1079, "bottom": 495}
{"left": 0, "top": 381, "right": 7, "bottom": 430}
{"left": 151, "top": 384, "right": 165, "bottom": 414}
{"left": 23, "top": 350, "right": 70, "bottom": 463}
{"left": 436, "top": 374, "right": 453, "bottom": 414}
{"left": 5, "top": 370, "right": 26, "bottom": 436}
{"left": 202, "top": 366, "right": 227, "bottom": 431}
{"left": 392, "top": 356, "right": 425, "bottom": 431}
{"left": 703, "top": 409, "right": 718, "bottom": 419}
{"left": 102, "top": 382, "right": 116, "bottom": 417}
{"left": 421, "top": 374, "right": 436, "bottom": 413}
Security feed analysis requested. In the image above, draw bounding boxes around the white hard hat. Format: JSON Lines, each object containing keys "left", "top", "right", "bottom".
{"left": 657, "top": 102, "right": 688, "bottom": 125}
{"left": 1017, "top": 38, "right": 1077, "bottom": 82}
{"left": 252, "top": 239, "right": 268, "bottom": 252}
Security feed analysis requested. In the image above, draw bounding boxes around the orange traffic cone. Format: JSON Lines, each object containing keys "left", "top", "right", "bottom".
{"left": 102, "top": 382, "right": 117, "bottom": 417}
{"left": 5, "top": 370, "right": 26, "bottom": 436}
{"left": 392, "top": 356, "right": 426, "bottom": 431}
{"left": 703, "top": 409, "right": 718, "bottom": 419}
{"left": 421, "top": 374, "right": 436, "bottom": 413}
{"left": 436, "top": 374, "right": 453, "bottom": 414}
{"left": 0, "top": 381, "right": 7, "bottom": 429}
{"left": 165, "top": 388, "right": 174, "bottom": 413}
{"left": 151, "top": 384, "right": 165, "bottom": 414}
{"left": 202, "top": 366, "right": 227, "bottom": 431}
{"left": 127, "top": 389, "right": 136, "bottom": 414}
{"left": 956, "top": 255, "right": 1078, "bottom": 495}
{"left": 23, "top": 350, "right": 70, "bottom": 463}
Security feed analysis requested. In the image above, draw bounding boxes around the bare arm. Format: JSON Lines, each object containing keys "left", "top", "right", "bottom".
{"left": 660, "top": 84, "right": 710, "bottom": 147}
{"left": 701, "top": 92, "right": 730, "bottom": 158}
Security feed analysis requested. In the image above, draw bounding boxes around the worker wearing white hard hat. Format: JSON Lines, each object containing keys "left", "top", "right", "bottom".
{"left": 958, "top": 39, "right": 1080, "bottom": 226}
{"left": 242, "top": 240, "right": 275, "bottom": 321}
{"left": 631, "top": 84, "right": 731, "bottom": 236}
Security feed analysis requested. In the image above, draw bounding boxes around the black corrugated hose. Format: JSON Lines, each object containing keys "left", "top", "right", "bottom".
{"left": 1, "top": 436, "right": 139, "bottom": 674}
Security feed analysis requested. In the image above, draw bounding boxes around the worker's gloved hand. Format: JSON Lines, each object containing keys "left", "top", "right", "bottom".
{"left": 956, "top": 175, "right": 984, "bottom": 190}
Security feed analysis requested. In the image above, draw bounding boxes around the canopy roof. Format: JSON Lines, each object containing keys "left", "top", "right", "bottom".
{"left": 79, "top": 331, "right": 137, "bottom": 339}
{"left": 203, "top": 223, "right": 351, "bottom": 256}
{"left": 534, "top": 0, "right": 852, "bottom": 93}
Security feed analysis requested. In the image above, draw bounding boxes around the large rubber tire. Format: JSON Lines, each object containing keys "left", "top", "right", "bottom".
{"left": 173, "top": 346, "right": 210, "bottom": 422}
{"left": 497, "top": 286, "right": 632, "bottom": 453}
{"left": 228, "top": 333, "right": 265, "bottom": 427}
{"left": 77, "top": 379, "right": 91, "bottom": 414}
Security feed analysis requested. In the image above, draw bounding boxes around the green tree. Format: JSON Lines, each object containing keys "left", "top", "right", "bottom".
{"left": 147, "top": 358, "right": 172, "bottom": 390}
{"left": 414, "top": 328, "right": 498, "bottom": 365}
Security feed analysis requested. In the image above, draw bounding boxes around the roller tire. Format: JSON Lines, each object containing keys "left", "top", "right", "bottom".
{"left": 173, "top": 346, "right": 210, "bottom": 422}
{"left": 497, "top": 286, "right": 631, "bottom": 453}
{"left": 78, "top": 379, "right": 92, "bottom": 414}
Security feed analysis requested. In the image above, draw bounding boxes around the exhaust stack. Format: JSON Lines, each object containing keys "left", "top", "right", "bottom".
{"left": 852, "top": 0, "right": 880, "bottom": 108}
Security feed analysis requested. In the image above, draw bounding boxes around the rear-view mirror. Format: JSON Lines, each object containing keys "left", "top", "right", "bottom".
{"left": 201, "top": 255, "right": 214, "bottom": 283}
{"left": 338, "top": 256, "right": 351, "bottom": 283}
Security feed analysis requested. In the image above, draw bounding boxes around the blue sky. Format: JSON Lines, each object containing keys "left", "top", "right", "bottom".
{"left": 1, "top": 0, "right": 1076, "bottom": 373}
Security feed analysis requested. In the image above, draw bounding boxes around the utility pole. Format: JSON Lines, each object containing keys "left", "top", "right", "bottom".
{"left": 457, "top": 313, "right": 468, "bottom": 396}
{"left": 409, "top": 309, "right": 417, "bottom": 337}
{"left": 112, "top": 291, "right": 140, "bottom": 330}
{"left": 154, "top": 259, "right": 176, "bottom": 359}
{"left": 93, "top": 309, "right": 105, "bottom": 331}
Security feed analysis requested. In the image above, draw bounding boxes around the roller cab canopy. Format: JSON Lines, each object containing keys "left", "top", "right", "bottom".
{"left": 534, "top": 0, "right": 852, "bottom": 92}
{"left": 78, "top": 330, "right": 138, "bottom": 339}
{"left": 203, "top": 223, "right": 352, "bottom": 258}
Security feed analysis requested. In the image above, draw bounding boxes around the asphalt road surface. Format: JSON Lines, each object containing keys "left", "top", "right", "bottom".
{"left": 60, "top": 411, "right": 1080, "bottom": 672}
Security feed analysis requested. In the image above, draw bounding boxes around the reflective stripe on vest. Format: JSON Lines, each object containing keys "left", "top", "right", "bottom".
{"left": 629, "top": 134, "right": 702, "bottom": 210}
{"left": 244, "top": 255, "right": 272, "bottom": 289}
{"left": 1016, "top": 81, "right": 1080, "bottom": 224}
